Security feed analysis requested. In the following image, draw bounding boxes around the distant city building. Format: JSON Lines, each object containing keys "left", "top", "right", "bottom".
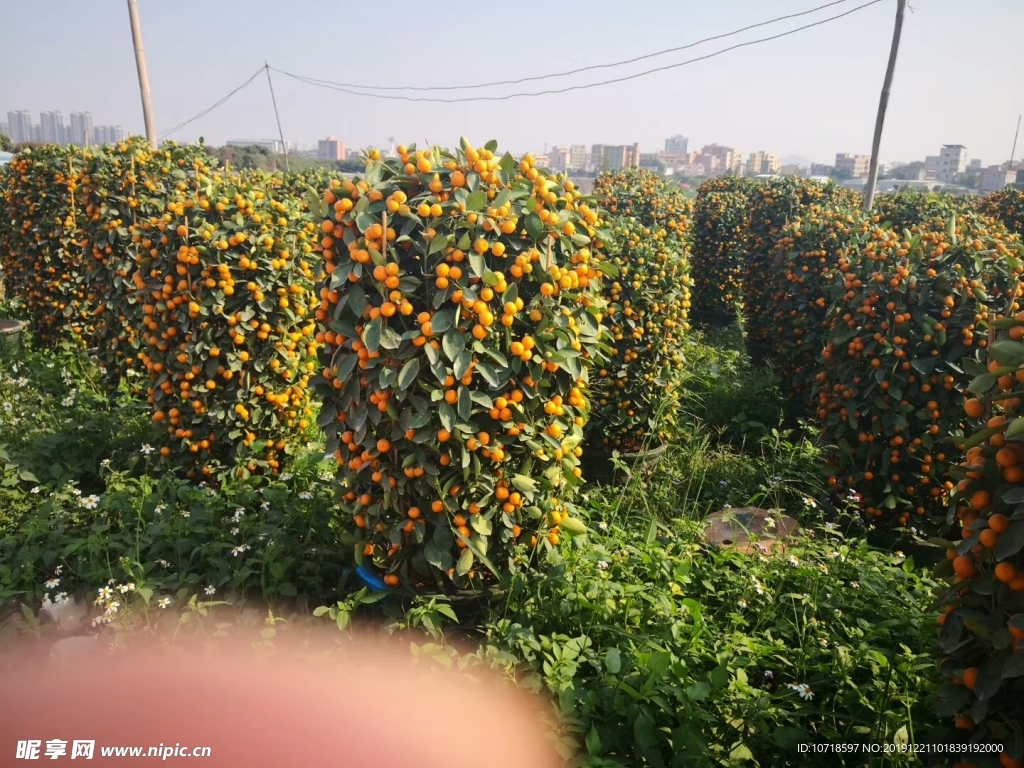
{"left": 533, "top": 153, "right": 550, "bottom": 168}
{"left": 926, "top": 144, "right": 968, "bottom": 183}
{"left": 0, "top": 122, "right": 8, "bottom": 139}
{"left": 92, "top": 125, "right": 125, "bottom": 145}
{"left": 638, "top": 152, "right": 661, "bottom": 168}
{"left": 568, "top": 145, "right": 589, "bottom": 171}
{"left": 968, "top": 159, "right": 983, "bottom": 170}
{"left": 226, "top": 139, "right": 285, "bottom": 153}
{"left": 700, "top": 144, "right": 743, "bottom": 175}
{"left": 982, "top": 165, "right": 1017, "bottom": 191}
{"left": 780, "top": 164, "right": 806, "bottom": 176}
{"left": 69, "top": 111, "right": 93, "bottom": 147}
{"left": 835, "top": 153, "right": 871, "bottom": 178}
{"left": 590, "top": 143, "right": 640, "bottom": 171}
{"left": 39, "top": 111, "right": 66, "bottom": 144}
{"left": 664, "top": 135, "right": 689, "bottom": 155}
{"left": 547, "top": 146, "right": 571, "bottom": 171}
{"left": 656, "top": 152, "right": 686, "bottom": 170}
{"left": 317, "top": 137, "right": 346, "bottom": 161}
{"left": 6, "top": 110, "right": 34, "bottom": 144}
{"left": 677, "top": 162, "right": 707, "bottom": 177}
{"left": 746, "top": 151, "right": 782, "bottom": 176}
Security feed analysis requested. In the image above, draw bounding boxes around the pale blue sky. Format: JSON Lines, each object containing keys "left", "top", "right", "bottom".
{"left": 1, "top": 0, "right": 1021, "bottom": 165}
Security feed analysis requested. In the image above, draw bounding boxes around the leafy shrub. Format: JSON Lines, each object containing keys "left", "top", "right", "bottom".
{"left": 79, "top": 139, "right": 216, "bottom": 389}
{"left": 593, "top": 168, "right": 692, "bottom": 244}
{"left": 872, "top": 191, "right": 977, "bottom": 233}
{"left": 933, "top": 314, "right": 1024, "bottom": 764}
{"left": 587, "top": 216, "right": 689, "bottom": 451}
{"left": 816, "top": 212, "right": 1024, "bottom": 531}
{"left": 470, "top": 515, "right": 940, "bottom": 767}
{"left": 743, "top": 178, "right": 861, "bottom": 359}
{"left": 134, "top": 169, "right": 320, "bottom": 476}
{"left": 980, "top": 187, "right": 1024, "bottom": 237}
{"left": 0, "top": 145, "right": 91, "bottom": 346}
{"left": 312, "top": 141, "right": 609, "bottom": 591}
{"left": 766, "top": 204, "right": 867, "bottom": 411}
{"left": 692, "top": 176, "right": 755, "bottom": 315}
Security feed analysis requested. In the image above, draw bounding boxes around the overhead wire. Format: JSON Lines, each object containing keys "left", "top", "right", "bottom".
{"left": 158, "top": 67, "right": 265, "bottom": 139}
{"left": 271, "top": 0, "right": 883, "bottom": 104}
{"left": 290, "top": 0, "right": 859, "bottom": 92}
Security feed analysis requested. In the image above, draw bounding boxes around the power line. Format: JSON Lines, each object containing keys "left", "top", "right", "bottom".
{"left": 271, "top": 0, "right": 883, "bottom": 104}
{"left": 157, "top": 67, "right": 265, "bottom": 139}
{"left": 294, "top": 0, "right": 858, "bottom": 92}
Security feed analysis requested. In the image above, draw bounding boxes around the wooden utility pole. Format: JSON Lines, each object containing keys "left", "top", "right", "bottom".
{"left": 265, "top": 63, "right": 290, "bottom": 172}
{"left": 863, "top": 0, "right": 907, "bottom": 213}
{"left": 1010, "top": 114, "right": 1021, "bottom": 167}
{"left": 126, "top": 0, "right": 158, "bottom": 149}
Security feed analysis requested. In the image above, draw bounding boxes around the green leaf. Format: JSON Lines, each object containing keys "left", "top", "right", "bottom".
{"left": 525, "top": 212, "right": 543, "bottom": 241}
{"left": 465, "top": 190, "right": 487, "bottom": 211}
{"left": 1006, "top": 418, "right": 1024, "bottom": 439}
{"left": 362, "top": 317, "right": 382, "bottom": 354}
{"left": 443, "top": 329, "right": 465, "bottom": 362}
{"left": 453, "top": 350, "right": 472, "bottom": 380}
{"left": 585, "top": 726, "right": 602, "bottom": 757}
{"left": 396, "top": 358, "right": 420, "bottom": 392}
{"left": 458, "top": 386, "right": 472, "bottom": 421}
{"left": 989, "top": 340, "right": 1024, "bottom": 368}
{"left": 994, "top": 522, "right": 1024, "bottom": 560}
{"left": 729, "top": 744, "right": 754, "bottom": 762}
{"left": 431, "top": 309, "right": 456, "bottom": 335}
{"left": 428, "top": 233, "right": 450, "bottom": 255}
{"left": 604, "top": 648, "right": 622, "bottom": 674}
{"left": 456, "top": 547, "right": 474, "bottom": 576}
{"left": 470, "top": 515, "right": 492, "bottom": 536}
{"left": 968, "top": 373, "right": 997, "bottom": 394}
{"left": 686, "top": 681, "right": 710, "bottom": 701}
{"left": 511, "top": 474, "right": 537, "bottom": 493}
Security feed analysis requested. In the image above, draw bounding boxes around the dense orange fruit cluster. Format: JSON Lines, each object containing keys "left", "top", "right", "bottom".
{"left": 692, "top": 176, "right": 755, "bottom": 316}
{"left": 312, "top": 140, "right": 609, "bottom": 590}
{"left": 935, "top": 313, "right": 1024, "bottom": 762}
{"left": 815, "top": 212, "right": 1023, "bottom": 531}
{"left": 980, "top": 187, "right": 1024, "bottom": 238}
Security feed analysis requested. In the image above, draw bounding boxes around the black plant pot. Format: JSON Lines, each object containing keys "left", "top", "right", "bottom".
{"left": 690, "top": 308, "right": 737, "bottom": 329}
{"left": 745, "top": 340, "right": 773, "bottom": 367}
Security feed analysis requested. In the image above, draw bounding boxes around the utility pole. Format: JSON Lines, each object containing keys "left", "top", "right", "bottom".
{"left": 863, "top": 0, "right": 907, "bottom": 213}
{"left": 264, "top": 63, "right": 289, "bottom": 172}
{"left": 1010, "top": 114, "right": 1021, "bottom": 168}
{"left": 126, "top": 0, "right": 158, "bottom": 149}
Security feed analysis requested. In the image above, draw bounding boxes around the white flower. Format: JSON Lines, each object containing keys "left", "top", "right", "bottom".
{"left": 80, "top": 495, "right": 100, "bottom": 510}
{"left": 851, "top": 581, "right": 860, "bottom": 589}
{"left": 738, "top": 599, "right": 747, "bottom": 608}
{"left": 156, "top": 558, "right": 172, "bottom": 568}
{"left": 55, "top": 592, "right": 67, "bottom": 603}
{"left": 765, "top": 517, "right": 776, "bottom": 529}
{"left": 788, "top": 556, "right": 800, "bottom": 567}
{"left": 279, "top": 473, "right": 293, "bottom": 482}
{"left": 70, "top": 487, "right": 82, "bottom": 496}
{"left": 100, "top": 458, "right": 111, "bottom": 468}
{"left": 44, "top": 578, "right": 60, "bottom": 589}
{"left": 231, "top": 545, "right": 251, "bottom": 557}
{"left": 260, "top": 501, "right": 270, "bottom": 511}
{"left": 786, "top": 682, "right": 814, "bottom": 700}
{"left": 298, "top": 491, "right": 312, "bottom": 500}
{"left": 157, "top": 597, "right": 171, "bottom": 609}
{"left": 895, "top": 550, "right": 905, "bottom": 558}
{"left": 233, "top": 507, "right": 246, "bottom": 520}
{"left": 105, "top": 600, "right": 120, "bottom": 614}
{"left": 723, "top": 503, "right": 732, "bottom": 509}
{"left": 154, "top": 504, "right": 166, "bottom": 515}
{"left": 181, "top": 510, "right": 190, "bottom": 519}
{"left": 30, "top": 486, "right": 41, "bottom": 494}
{"left": 834, "top": 609, "right": 842, "bottom": 617}
{"left": 61, "top": 396, "right": 75, "bottom": 407}
{"left": 319, "top": 471, "right": 333, "bottom": 482}
{"left": 598, "top": 522, "right": 608, "bottom": 531}
{"left": 802, "top": 497, "right": 817, "bottom": 508}
{"left": 97, "top": 586, "right": 114, "bottom": 601}
{"left": 54, "top": 565, "right": 63, "bottom": 575}
{"left": 824, "top": 521, "right": 836, "bottom": 530}
{"left": 231, "top": 527, "right": 240, "bottom": 536}
{"left": 204, "top": 585, "right": 216, "bottom": 595}
{"left": 819, "top": 564, "right": 829, "bottom": 574}
{"left": 140, "top": 444, "right": 154, "bottom": 455}
{"left": 41, "top": 593, "right": 52, "bottom": 607}
{"left": 117, "top": 582, "right": 135, "bottom": 593}
{"left": 597, "top": 560, "right": 609, "bottom": 569}
{"left": 107, "top": 578, "right": 116, "bottom": 585}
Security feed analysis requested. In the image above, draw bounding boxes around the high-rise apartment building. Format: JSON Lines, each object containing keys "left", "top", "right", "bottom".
{"left": 69, "top": 112, "right": 94, "bottom": 146}
{"left": 93, "top": 125, "right": 125, "bottom": 145}
{"left": 547, "top": 146, "right": 571, "bottom": 171}
{"left": 317, "top": 137, "right": 346, "bottom": 161}
{"left": 6, "top": 110, "right": 34, "bottom": 144}
{"left": 39, "top": 111, "right": 66, "bottom": 144}
{"left": 700, "top": 144, "right": 743, "bottom": 175}
{"left": 568, "top": 145, "right": 589, "bottom": 171}
{"left": 665, "top": 135, "right": 689, "bottom": 155}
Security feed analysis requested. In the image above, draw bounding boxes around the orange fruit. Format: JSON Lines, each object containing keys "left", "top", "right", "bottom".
{"left": 962, "top": 666, "right": 979, "bottom": 691}
{"left": 989, "top": 513, "right": 1010, "bottom": 533}
{"left": 964, "top": 398, "right": 985, "bottom": 418}
{"left": 995, "top": 562, "right": 1018, "bottom": 583}
{"left": 952, "top": 554, "right": 978, "bottom": 579}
